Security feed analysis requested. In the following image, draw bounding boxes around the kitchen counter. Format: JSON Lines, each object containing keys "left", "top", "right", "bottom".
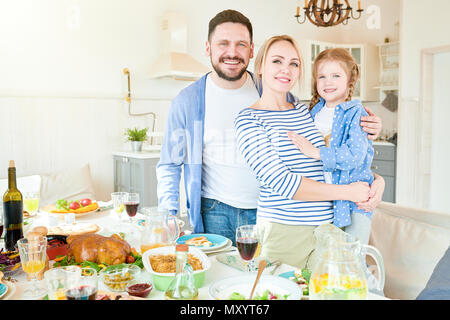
{"left": 112, "top": 150, "right": 160, "bottom": 159}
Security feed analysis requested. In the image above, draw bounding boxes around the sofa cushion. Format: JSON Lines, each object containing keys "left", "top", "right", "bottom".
{"left": 0, "top": 174, "right": 41, "bottom": 197}
{"left": 39, "top": 164, "right": 96, "bottom": 207}
{"left": 369, "top": 202, "right": 450, "bottom": 300}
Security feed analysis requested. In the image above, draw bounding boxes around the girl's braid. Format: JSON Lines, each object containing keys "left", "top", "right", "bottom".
{"left": 346, "top": 64, "right": 360, "bottom": 101}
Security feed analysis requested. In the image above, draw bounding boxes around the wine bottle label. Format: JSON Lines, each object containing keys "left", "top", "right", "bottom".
{"left": 6, "top": 223, "right": 23, "bottom": 230}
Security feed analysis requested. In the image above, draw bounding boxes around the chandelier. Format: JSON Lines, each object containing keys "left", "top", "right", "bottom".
{"left": 295, "top": 0, "right": 363, "bottom": 27}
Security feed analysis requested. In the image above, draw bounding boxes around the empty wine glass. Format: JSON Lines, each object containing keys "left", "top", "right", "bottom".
{"left": 236, "top": 224, "right": 259, "bottom": 272}
{"left": 17, "top": 236, "right": 48, "bottom": 299}
{"left": 125, "top": 193, "right": 140, "bottom": 224}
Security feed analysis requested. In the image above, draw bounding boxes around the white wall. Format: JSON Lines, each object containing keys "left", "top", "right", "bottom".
{"left": 396, "top": 0, "right": 450, "bottom": 208}
{"left": 429, "top": 51, "right": 450, "bottom": 212}
{"left": 0, "top": 0, "right": 399, "bottom": 201}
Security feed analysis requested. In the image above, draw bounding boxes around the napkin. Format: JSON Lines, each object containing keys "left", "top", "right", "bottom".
{"left": 97, "top": 201, "right": 113, "bottom": 211}
{"left": 216, "top": 253, "right": 281, "bottom": 274}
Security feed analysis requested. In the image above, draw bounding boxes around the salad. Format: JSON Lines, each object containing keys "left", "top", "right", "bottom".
{"left": 289, "top": 268, "right": 311, "bottom": 296}
{"left": 229, "top": 290, "right": 290, "bottom": 300}
{"left": 0, "top": 249, "right": 21, "bottom": 275}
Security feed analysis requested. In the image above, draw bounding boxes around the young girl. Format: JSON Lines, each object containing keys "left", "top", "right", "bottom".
{"left": 287, "top": 48, "right": 376, "bottom": 245}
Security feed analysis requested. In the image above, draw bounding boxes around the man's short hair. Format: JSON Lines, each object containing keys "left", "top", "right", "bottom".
{"left": 208, "top": 9, "right": 253, "bottom": 42}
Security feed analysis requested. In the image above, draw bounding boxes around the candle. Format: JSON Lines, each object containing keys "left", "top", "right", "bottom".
{"left": 358, "top": 0, "right": 361, "bottom": 10}
{"left": 296, "top": 6, "right": 300, "bottom": 16}
{"left": 305, "top": 0, "right": 308, "bottom": 8}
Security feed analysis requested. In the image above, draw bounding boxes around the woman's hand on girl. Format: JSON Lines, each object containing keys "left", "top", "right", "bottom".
{"left": 347, "top": 181, "right": 371, "bottom": 203}
{"left": 287, "top": 131, "right": 320, "bottom": 159}
{"left": 360, "top": 106, "right": 382, "bottom": 140}
{"left": 356, "top": 174, "right": 385, "bottom": 212}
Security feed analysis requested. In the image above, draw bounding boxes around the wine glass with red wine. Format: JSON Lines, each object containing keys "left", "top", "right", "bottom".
{"left": 236, "top": 224, "right": 259, "bottom": 272}
{"left": 125, "top": 193, "right": 140, "bottom": 224}
{"left": 0, "top": 211, "right": 3, "bottom": 239}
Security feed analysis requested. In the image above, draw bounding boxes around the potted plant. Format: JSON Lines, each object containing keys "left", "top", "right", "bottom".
{"left": 125, "top": 127, "right": 149, "bottom": 152}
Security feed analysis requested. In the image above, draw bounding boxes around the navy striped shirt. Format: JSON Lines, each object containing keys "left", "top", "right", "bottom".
{"left": 234, "top": 103, "right": 334, "bottom": 225}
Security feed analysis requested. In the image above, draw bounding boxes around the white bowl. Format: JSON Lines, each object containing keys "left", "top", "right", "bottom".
{"left": 142, "top": 246, "right": 211, "bottom": 291}
{"left": 209, "top": 274, "right": 302, "bottom": 300}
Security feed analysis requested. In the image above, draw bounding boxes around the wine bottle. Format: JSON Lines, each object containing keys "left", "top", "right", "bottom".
{"left": 3, "top": 160, "right": 24, "bottom": 251}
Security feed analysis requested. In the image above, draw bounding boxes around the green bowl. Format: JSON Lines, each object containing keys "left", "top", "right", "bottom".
{"left": 151, "top": 271, "right": 206, "bottom": 292}
{"left": 142, "top": 246, "right": 211, "bottom": 292}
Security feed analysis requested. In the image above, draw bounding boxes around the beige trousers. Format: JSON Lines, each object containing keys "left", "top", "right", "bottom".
{"left": 256, "top": 220, "right": 318, "bottom": 269}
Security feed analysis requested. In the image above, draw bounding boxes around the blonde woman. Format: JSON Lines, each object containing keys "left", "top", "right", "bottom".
{"left": 234, "top": 36, "right": 384, "bottom": 267}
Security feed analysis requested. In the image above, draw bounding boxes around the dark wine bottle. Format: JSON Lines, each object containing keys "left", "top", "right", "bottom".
{"left": 3, "top": 160, "right": 24, "bottom": 251}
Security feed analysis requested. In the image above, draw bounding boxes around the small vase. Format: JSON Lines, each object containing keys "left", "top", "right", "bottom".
{"left": 131, "top": 141, "right": 143, "bottom": 152}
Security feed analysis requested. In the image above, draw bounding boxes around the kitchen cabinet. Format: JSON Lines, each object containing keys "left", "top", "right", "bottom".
{"left": 294, "top": 40, "right": 379, "bottom": 102}
{"left": 113, "top": 151, "right": 160, "bottom": 209}
{"left": 371, "top": 142, "right": 396, "bottom": 203}
{"left": 375, "top": 41, "right": 399, "bottom": 102}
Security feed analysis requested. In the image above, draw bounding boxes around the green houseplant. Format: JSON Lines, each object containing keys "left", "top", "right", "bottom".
{"left": 125, "top": 127, "right": 148, "bottom": 152}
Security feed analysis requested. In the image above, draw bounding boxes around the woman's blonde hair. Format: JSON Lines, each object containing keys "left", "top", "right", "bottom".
{"left": 309, "top": 48, "right": 360, "bottom": 110}
{"left": 253, "top": 35, "right": 304, "bottom": 93}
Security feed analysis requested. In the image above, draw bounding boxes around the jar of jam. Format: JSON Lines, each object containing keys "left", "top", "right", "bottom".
{"left": 126, "top": 282, "right": 152, "bottom": 298}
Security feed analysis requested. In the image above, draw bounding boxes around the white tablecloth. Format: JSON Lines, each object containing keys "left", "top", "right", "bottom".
{"left": 2, "top": 209, "right": 389, "bottom": 300}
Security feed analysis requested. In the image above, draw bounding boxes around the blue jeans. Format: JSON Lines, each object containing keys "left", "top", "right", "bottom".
{"left": 200, "top": 197, "right": 257, "bottom": 246}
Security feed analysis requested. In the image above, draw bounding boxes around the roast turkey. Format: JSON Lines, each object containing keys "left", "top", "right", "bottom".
{"left": 67, "top": 233, "right": 131, "bottom": 265}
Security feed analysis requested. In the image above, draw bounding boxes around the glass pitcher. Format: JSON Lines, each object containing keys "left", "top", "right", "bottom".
{"left": 309, "top": 224, "right": 385, "bottom": 300}
{"left": 140, "top": 207, "right": 179, "bottom": 254}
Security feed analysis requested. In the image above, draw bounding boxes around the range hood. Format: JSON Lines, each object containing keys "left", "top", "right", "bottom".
{"left": 149, "top": 12, "right": 210, "bottom": 81}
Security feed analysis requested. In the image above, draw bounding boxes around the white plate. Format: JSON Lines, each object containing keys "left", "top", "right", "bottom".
{"left": 0, "top": 281, "right": 16, "bottom": 300}
{"left": 209, "top": 274, "right": 302, "bottom": 300}
{"left": 204, "top": 239, "right": 233, "bottom": 255}
{"left": 47, "top": 223, "right": 103, "bottom": 236}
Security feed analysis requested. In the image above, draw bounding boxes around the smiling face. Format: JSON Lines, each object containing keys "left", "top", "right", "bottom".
{"left": 206, "top": 22, "right": 254, "bottom": 82}
{"left": 316, "top": 59, "right": 350, "bottom": 107}
{"left": 261, "top": 40, "right": 301, "bottom": 94}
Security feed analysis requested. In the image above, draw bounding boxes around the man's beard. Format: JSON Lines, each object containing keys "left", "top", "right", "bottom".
{"left": 211, "top": 56, "right": 248, "bottom": 81}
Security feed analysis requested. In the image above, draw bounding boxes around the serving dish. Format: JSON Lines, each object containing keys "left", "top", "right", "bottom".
{"left": 209, "top": 274, "right": 302, "bottom": 300}
{"left": 142, "top": 246, "right": 211, "bottom": 291}
{"left": 41, "top": 202, "right": 99, "bottom": 217}
{"left": 99, "top": 264, "right": 141, "bottom": 292}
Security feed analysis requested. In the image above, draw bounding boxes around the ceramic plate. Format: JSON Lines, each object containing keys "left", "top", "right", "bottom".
{"left": 176, "top": 233, "right": 229, "bottom": 251}
{"left": 41, "top": 203, "right": 99, "bottom": 218}
{"left": 0, "top": 281, "right": 16, "bottom": 300}
{"left": 0, "top": 283, "right": 8, "bottom": 299}
{"left": 209, "top": 274, "right": 302, "bottom": 300}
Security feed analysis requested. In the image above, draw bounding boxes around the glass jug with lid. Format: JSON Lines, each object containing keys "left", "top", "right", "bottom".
{"left": 140, "top": 206, "right": 179, "bottom": 254}
{"left": 309, "top": 224, "right": 385, "bottom": 300}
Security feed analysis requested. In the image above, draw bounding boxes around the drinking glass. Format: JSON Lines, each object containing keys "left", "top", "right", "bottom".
{"left": 236, "top": 224, "right": 259, "bottom": 272}
{"left": 24, "top": 191, "right": 40, "bottom": 215}
{"left": 17, "top": 236, "right": 48, "bottom": 299}
{"left": 111, "top": 192, "right": 127, "bottom": 219}
{"left": 125, "top": 193, "right": 140, "bottom": 223}
{"left": 65, "top": 267, "right": 98, "bottom": 300}
{"left": 44, "top": 266, "right": 81, "bottom": 300}
{"left": 0, "top": 209, "right": 3, "bottom": 238}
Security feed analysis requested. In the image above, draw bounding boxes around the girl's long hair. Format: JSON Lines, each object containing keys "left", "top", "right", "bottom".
{"left": 309, "top": 48, "right": 360, "bottom": 110}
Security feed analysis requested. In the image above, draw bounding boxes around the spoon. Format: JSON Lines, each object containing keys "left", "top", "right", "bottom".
{"left": 249, "top": 259, "right": 267, "bottom": 300}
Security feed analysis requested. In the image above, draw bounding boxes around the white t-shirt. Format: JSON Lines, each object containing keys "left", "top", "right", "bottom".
{"left": 314, "top": 105, "right": 335, "bottom": 184}
{"left": 201, "top": 73, "right": 261, "bottom": 208}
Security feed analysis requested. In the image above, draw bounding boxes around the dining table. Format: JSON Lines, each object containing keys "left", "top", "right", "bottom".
{"left": 1, "top": 207, "right": 389, "bottom": 300}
